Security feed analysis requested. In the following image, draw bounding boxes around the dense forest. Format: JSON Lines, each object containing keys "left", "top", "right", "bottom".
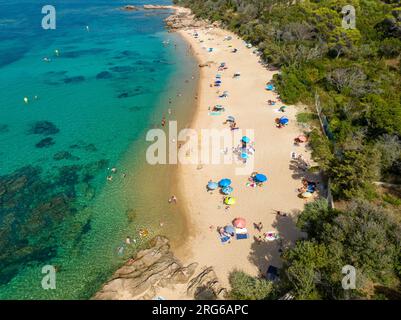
{"left": 174, "top": 0, "right": 401, "bottom": 299}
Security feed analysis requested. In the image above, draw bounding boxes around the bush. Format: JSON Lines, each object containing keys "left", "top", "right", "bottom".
{"left": 228, "top": 270, "right": 275, "bottom": 300}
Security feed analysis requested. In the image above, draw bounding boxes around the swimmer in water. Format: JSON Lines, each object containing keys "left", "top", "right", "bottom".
{"left": 125, "top": 236, "right": 132, "bottom": 245}
{"left": 117, "top": 246, "right": 124, "bottom": 255}
{"left": 107, "top": 175, "right": 113, "bottom": 181}
{"left": 111, "top": 167, "right": 117, "bottom": 173}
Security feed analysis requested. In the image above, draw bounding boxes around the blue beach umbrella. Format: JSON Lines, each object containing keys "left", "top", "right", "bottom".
{"left": 254, "top": 174, "right": 267, "bottom": 183}
{"left": 227, "top": 115, "right": 235, "bottom": 122}
{"left": 215, "top": 80, "right": 222, "bottom": 83}
{"left": 207, "top": 181, "right": 219, "bottom": 190}
{"left": 219, "top": 178, "right": 232, "bottom": 187}
{"left": 241, "top": 152, "right": 248, "bottom": 159}
{"left": 222, "top": 186, "right": 234, "bottom": 195}
{"left": 266, "top": 84, "right": 274, "bottom": 91}
{"left": 279, "top": 116, "right": 289, "bottom": 125}
{"left": 242, "top": 136, "right": 250, "bottom": 143}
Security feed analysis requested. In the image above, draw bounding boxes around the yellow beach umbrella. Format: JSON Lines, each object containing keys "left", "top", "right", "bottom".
{"left": 224, "top": 197, "right": 236, "bottom": 205}
{"left": 301, "top": 192, "right": 313, "bottom": 198}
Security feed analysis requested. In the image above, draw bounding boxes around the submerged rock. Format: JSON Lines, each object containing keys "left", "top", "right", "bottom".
{"left": 29, "top": 121, "right": 59, "bottom": 135}
{"left": 53, "top": 151, "right": 80, "bottom": 161}
{"left": 96, "top": 71, "right": 112, "bottom": 79}
{"left": 35, "top": 137, "right": 55, "bottom": 148}
{"left": 0, "top": 124, "right": 9, "bottom": 133}
{"left": 63, "top": 76, "right": 85, "bottom": 84}
{"left": 93, "top": 236, "right": 226, "bottom": 300}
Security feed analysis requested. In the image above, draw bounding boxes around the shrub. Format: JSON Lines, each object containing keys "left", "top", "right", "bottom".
{"left": 228, "top": 270, "right": 275, "bottom": 300}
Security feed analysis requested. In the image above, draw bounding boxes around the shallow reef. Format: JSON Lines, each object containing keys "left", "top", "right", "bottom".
{"left": 0, "top": 158, "right": 110, "bottom": 285}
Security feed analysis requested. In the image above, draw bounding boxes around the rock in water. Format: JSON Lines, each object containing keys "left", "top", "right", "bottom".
{"left": 93, "top": 236, "right": 226, "bottom": 300}
{"left": 35, "top": 137, "right": 55, "bottom": 148}
{"left": 29, "top": 121, "right": 60, "bottom": 135}
{"left": 122, "top": 5, "right": 138, "bottom": 11}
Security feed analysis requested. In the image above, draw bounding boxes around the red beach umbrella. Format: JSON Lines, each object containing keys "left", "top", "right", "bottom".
{"left": 232, "top": 217, "right": 246, "bottom": 229}
{"left": 297, "top": 135, "right": 307, "bottom": 142}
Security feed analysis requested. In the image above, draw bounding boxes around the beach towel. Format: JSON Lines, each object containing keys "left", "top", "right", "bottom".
{"left": 220, "top": 235, "right": 230, "bottom": 244}
{"left": 208, "top": 112, "right": 222, "bottom": 116}
{"left": 235, "top": 227, "right": 248, "bottom": 234}
{"left": 236, "top": 233, "right": 249, "bottom": 240}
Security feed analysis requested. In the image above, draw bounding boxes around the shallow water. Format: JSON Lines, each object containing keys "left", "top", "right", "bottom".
{"left": 0, "top": 0, "right": 198, "bottom": 299}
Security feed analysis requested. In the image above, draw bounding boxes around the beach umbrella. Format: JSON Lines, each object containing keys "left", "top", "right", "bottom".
{"left": 216, "top": 74, "right": 222, "bottom": 78}
{"left": 279, "top": 116, "right": 289, "bottom": 125}
{"left": 242, "top": 136, "right": 250, "bottom": 143}
{"left": 222, "top": 186, "right": 234, "bottom": 195}
{"left": 297, "top": 135, "right": 307, "bottom": 142}
{"left": 224, "top": 197, "right": 236, "bottom": 205}
{"left": 265, "top": 231, "right": 278, "bottom": 241}
{"left": 227, "top": 115, "right": 235, "bottom": 122}
{"left": 224, "top": 225, "right": 235, "bottom": 234}
{"left": 232, "top": 217, "right": 246, "bottom": 228}
{"left": 254, "top": 174, "right": 267, "bottom": 183}
{"left": 207, "top": 181, "right": 218, "bottom": 190}
{"left": 215, "top": 79, "right": 222, "bottom": 83}
{"left": 214, "top": 105, "right": 224, "bottom": 110}
{"left": 219, "top": 178, "right": 231, "bottom": 187}
{"left": 301, "top": 192, "right": 313, "bottom": 198}
{"left": 266, "top": 84, "right": 274, "bottom": 91}
{"left": 241, "top": 152, "right": 248, "bottom": 159}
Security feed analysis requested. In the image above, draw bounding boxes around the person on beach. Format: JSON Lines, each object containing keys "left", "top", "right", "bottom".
{"left": 274, "top": 210, "right": 287, "bottom": 217}
{"left": 169, "top": 195, "right": 177, "bottom": 204}
{"left": 255, "top": 222, "right": 263, "bottom": 232}
{"left": 161, "top": 116, "right": 166, "bottom": 127}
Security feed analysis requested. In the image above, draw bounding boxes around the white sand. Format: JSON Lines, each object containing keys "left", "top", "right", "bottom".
{"left": 171, "top": 26, "right": 314, "bottom": 291}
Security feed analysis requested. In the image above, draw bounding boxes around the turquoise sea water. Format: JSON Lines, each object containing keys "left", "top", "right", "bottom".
{"left": 0, "top": 0, "right": 198, "bottom": 299}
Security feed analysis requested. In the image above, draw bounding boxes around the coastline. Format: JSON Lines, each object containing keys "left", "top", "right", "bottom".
{"left": 94, "top": 5, "right": 314, "bottom": 299}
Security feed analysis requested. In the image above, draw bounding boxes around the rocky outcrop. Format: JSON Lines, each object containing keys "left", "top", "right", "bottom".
{"left": 143, "top": 5, "right": 173, "bottom": 10}
{"left": 164, "top": 7, "right": 217, "bottom": 31}
{"left": 122, "top": 5, "right": 138, "bottom": 11}
{"left": 93, "top": 236, "right": 226, "bottom": 300}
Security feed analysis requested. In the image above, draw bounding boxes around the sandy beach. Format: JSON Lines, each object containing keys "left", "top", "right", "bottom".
{"left": 171, "top": 26, "right": 314, "bottom": 290}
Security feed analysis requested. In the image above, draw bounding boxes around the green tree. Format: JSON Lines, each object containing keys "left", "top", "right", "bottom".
{"left": 228, "top": 270, "right": 275, "bottom": 300}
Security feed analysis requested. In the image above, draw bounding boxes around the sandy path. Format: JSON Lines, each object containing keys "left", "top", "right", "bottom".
{"left": 172, "top": 27, "right": 312, "bottom": 290}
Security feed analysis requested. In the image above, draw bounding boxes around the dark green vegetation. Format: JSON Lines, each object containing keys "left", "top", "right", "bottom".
{"left": 282, "top": 199, "right": 401, "bottom": 299}
{"left": 228, "top": 270, "right": 276, "bottom": 299}
{"left": 175, "top": 0, "right": 401, "bottom": 299}
{"left": 175, "top": 0, "right": 401, "bottom": 197}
